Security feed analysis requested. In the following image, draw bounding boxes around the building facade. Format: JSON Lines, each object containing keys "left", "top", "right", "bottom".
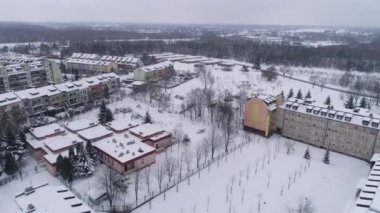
{"left": 243, "top": 93, "right": 284, "bottom": 137}
{"left": 0, "top": 73, "right": 119, "bottom": 117}
{"left": 276, "top": 101, "right": 380, "bottom": 160}
{"left": 0, "top": 59, "right": 62, "bottom": 93}
{"left": 133, "top": 61, "right": 174, "bottom": 82}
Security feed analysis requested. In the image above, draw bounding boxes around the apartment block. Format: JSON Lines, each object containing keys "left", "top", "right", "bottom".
{"left": 15, "top": 86, "right": 64, "bottom": 116}
{"left": 0, "top": 73, "right": 120, "bottom": 117}
{"left": 133, "top": 61, "right": 174, "bottom": 82}
{"left": 0, "top": 59, "right": 62, "bottom": 93}
{"left": 276, "top": 101, "right": 380, "bottom": 160}
{"left": 243, "top": 93, "right": 284, "bottom": 137}
{"left": 66, "top": 58, "right": 117, "bottom": 75}
{"left": 67, "top": 53, "right": 142, "bottom": 74}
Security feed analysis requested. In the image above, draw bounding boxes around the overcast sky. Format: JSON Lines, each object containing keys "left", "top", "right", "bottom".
{"left": 0, "top": 0, "right": 379, "bottom": 27}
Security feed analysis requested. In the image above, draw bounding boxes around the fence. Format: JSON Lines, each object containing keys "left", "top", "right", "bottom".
{"left": 57, "top": 176, "right": 96, "bottom": 210}
{"left": 0, "top": 159, "right": 38, "bottom": 187}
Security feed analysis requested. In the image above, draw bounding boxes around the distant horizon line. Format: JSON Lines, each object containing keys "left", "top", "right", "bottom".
{"left": 0, "top": 21, "right": 378, "bottom": 30}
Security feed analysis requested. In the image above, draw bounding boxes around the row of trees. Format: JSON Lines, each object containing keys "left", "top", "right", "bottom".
{"left": 64, "top": 33, "right": 380, "bottom": 73}
{"left": 56, "top": 141, "right": 97, "bottom": 182}
{"left": 286, "top": 89, "right": 312, "bottom": 100}
{"left": 344, "top": 95, "right": 369, "bottom": 109}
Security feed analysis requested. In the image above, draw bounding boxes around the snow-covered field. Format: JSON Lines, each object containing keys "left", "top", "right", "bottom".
{"left": 0, "top": 60, "right": 372, "bottom": 213}
{"left": 135, "top": 134, "right": 368, "bottom": 213}
{"left": 0, "top": 157, "right": 62, "bottom": 212}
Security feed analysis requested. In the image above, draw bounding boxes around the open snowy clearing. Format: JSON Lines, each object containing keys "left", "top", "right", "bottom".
{"left": 135, "top": 134, "right": 368, "bottom": 213}
{"left": 0, "top": 157, "right": 62, "bottom": 213}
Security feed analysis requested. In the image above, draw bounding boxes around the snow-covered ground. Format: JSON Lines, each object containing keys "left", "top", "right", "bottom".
{"left": 0, "top": 60, "right": 372, "bottom": 213}
{"left": 0, "top": 157, "right": 62, "bottom": 212}
{"left": 135, "top": 134, "right": 368, "bottom": 213}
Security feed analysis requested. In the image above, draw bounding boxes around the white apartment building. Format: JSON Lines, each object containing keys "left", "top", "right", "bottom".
{"left": 0, "top": 73, "right": 119, "bottom": 117}
{"left": 0, "top": 59, "right": 62, "bottom": 93}
{"left": 277, "top": 101, "right": 380, "bottom": 160}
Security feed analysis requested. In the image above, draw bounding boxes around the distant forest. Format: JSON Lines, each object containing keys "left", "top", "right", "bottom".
{"left": 66, "top": 33, "right": 380, "bottom": 72}
{"left": 1, "top": 23, "right": 380, "bottom": 72}
{"left": 0, "top": 23, "right": 194, "bottom": 42}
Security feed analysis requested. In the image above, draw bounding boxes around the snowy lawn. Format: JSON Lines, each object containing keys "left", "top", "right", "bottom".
{"left": 135, "top": 134, "right": 368, "bottom": 213}
{"left": 65, "top": 61, "right": 370, "bottom": 210}
{"left": 0, "top": 156, "right": 62, "bottom": 213}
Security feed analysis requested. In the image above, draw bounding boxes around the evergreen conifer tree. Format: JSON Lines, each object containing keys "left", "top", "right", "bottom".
{"left": 4, "top": 153, "right": 18, "bottom": 175}
{"left": 60, "top": 157, "right": 73, "bottom": 182}
{"left": 144, "top": 111, "right": 152, "bottom": 124}
{"left": 305, "top": 91, "right": 311, "bottom": 99}
{"left": 324, "top": 96, "right": 331, "bottom": 105}
{"left": 296, "top": 89, "right": 303, "bottom": 99}
{"left": 56, "top": 154, "right": 64, "bottom": 174}
{"left": 98, "top": 102, "right": 113, "bottom": 124}
{"left": 345, "top": 96, "right": 355, "bottom": 109}
{"left": 287, "top": 88, "right": 294, "bottom": 99}
{"left": 360, "top": 97, "right": 367, "bottom": 108}
{"left": 68, "top": 147, "right": 75, "bottom": 160}
{"left": 85, "top": 141, "right": 97, "bottom": 161}
{"left": 304, "top": 147, "right": 311, "bottom": 160}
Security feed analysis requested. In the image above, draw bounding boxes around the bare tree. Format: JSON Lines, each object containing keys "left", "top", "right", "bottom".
{"left": 204, "top": 126, "right": 222, "bottom": 159}
{"left": 96, "top": 168, "right": 127, "bottom": 207}
{"left": 164, "top": 154, "right": 178, "bottom": 183}
{"left": 195, "top": 143, "right": 203, "bottom": 169}
{"left": 199, "top": 66, "right": 215, "bottom": 91}
{"left": 220, "top": 101, "right": 234, "bottom": 152}
{"left": 177, "top": 154, "right": 184, "bottom": 179}
{"left": 236, "top": 89, "right": 248, "bottom": 125}
{"left": 143, "top": 165, "right": 152, "bottom": 193}
{"left": 134, "top": 169, "right": 141, "bottom": 204}
{"left": 153, "top": 161, "right": 166, "bottom": 192}
{"left": 202, "top": 140, "right": 210, "bottom": 163}
{"left": 184, "top": 149, "right": 193, "bottom": 172}
{"left": 286, "top": 197, "right": 314, "bottom": 213}
{"left": 285, "top": 140, "right": 295, "bottom": 155}
{"left": 172, "top": 126, "right": 184, "bottom": 148}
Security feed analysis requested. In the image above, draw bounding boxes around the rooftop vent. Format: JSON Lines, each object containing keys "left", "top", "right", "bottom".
{"left": 65, "top": 84, "right": 74, "bottom": 89}
{"left": 29, "top": 90, "right": 39, "bottom": 96}
{"left": 48, "top": 87, "right": 57, "bottom": 92}
{"left": 138, "top": 148, "right": 144, "bottom": 153}
{"left": 127, "top": 140, "right": 135, "bottom": 145}
{"left": 112, "top": 139, "right": 117, "bottom": 143}
{"left": 54, "top": 128, "right": 61, "bottom": 132}
{"left": 24, "top": 186, "right": 35, "bottom": 195}
{"left": 124, "top": 134, "right": 129, "bottom": 138}
{"left": 6, "top": 95, "right": 17, "bottom": 100}
{"left": 118, "top": 152, "right": 124, "bottom": 157}
{"left": 72, "top": 140, "right": 77, "bottom": 144}
{"left": 26, "top": 204, "right": 36, "bottom": 213}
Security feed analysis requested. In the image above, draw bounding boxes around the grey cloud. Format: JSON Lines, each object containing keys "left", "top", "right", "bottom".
{"left": 0, "top": 0, "right": 379, "bottom": 27}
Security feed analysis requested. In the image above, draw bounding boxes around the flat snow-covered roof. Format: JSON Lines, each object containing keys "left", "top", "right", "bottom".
{"left": 30, "top": 123, "right": 64, "bottom": 139}
{"left": 77, "top": 125, "right": 113, "bottom": 141}
{"left": 93, "top": 133, "right": 155, "bottom": 164}
{"left": 15, "top": 184, "right": 93, "bottom": 213}
{"left": 65, "top": 118, "right": 98, "bottom": 132}
{"left": 44, "top": 133, "right": 84, "bottom": 152}
{"left": 129, "top": 123, "right": 164, "bottom": 138}
{"left": 0, "top": 92, "right": 22, "bottom": 107}
{"left": 106, "top": 120, "right": 141, "bottom": 132}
